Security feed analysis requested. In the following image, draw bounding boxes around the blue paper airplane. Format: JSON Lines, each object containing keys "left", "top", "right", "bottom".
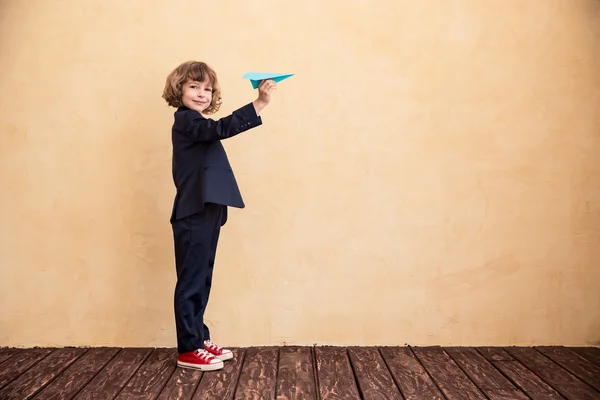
{"left": 242, "top": 72, "right": 294, "bottom": 89}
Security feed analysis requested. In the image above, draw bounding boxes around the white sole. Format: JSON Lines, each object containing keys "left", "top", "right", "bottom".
{"left": 177, "top": 360, "right": 224, "bottom": 371}
{"left": 216, "top": 352, "right": 233, "bottom": 361}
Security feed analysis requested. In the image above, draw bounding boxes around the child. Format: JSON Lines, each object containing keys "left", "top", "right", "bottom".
{"left": 162, "top": 61, "right": 276, "bottom": 371}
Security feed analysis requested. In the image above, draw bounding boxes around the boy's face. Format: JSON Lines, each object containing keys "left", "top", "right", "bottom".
{"left": 181, "top": 78, "right": 213, "bottom": 114}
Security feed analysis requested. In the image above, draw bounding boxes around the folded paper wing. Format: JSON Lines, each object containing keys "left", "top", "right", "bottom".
{"left": 242, "top": 72, "right": 294, "bottom": 89}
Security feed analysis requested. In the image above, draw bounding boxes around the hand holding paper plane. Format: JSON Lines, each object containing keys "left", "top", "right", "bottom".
{"left": 243, "top": 72, "right": 294, "bottom": 89}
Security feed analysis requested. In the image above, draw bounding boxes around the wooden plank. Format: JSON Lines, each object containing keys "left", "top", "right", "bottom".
{"left": 494, "top": 361, "right": 564, "bottom": 400}
{"left": 477, "top": 348, "right": 563, "bottom": 400}
{"left": 0, "top": 348, "right": 20, "bottom": 365}
{"left": 76, "top": 348, "right": 152, "bottom": 400}
{"left": 157, "top": 365, "right": 202, "bottom": 400}
{"left": 445, "top": 347, "right": 528, "bottom": 400}
{"left": 411, "top": 346, "right": 486, "bottom": 400}
{"left": 347, "top": 347, "right": 402, "bottom": 400}
{"left": 275, "top": 347, "right": 317, "bottom": 400}
{"left": 0, "top": 348, "right": 54, "bottom": 390}
{"left": 314, "top": 346, "right": 361, "bottom": 400}
{"left": 505, "top": 346, "right": 599, "bottom": 400}
{"left": 234, "top": 347, "right": 278, "bottom": 400}
{"left": 380, "top": 346, "right": 443, "bottom": 400}
{"left": 0, "top": 347, "right": 86, "bottom": 400}
{"left": 476, "top": 347, "right": 514, "bottom": 362}
{"left": 193, "top": 348, "right": 246, "bottom": 400}
{"left": 32, "top": 347, "right": 119, "bottom": 400}
{"left": 114, "top": 348, "right": 177, "bottom": 400}
{"left": 536, "top": 346, "right": 600, "bottom": 392}
{"left": 568, "top": 347, "right": 600, "bottom": 368}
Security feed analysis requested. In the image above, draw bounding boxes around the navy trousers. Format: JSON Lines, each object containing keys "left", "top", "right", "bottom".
{"left": 171, "top": 203, "right": 224, "bottom": 353}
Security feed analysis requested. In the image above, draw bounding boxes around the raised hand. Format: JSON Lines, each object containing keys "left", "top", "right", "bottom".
{"left": 253, "top": 79, "right": 276, "bottom": 114}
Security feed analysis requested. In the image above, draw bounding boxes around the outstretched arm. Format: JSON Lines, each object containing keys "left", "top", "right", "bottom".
{"left": 182, "top": 79, "right": 277, "bottom": 142}
{"left": 183, "top": 103, "right": 261, "bottom": 141}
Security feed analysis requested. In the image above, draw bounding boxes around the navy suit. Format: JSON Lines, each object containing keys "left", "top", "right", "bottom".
{"left": 170, "top": 102, "right": 262, "bottom": 353}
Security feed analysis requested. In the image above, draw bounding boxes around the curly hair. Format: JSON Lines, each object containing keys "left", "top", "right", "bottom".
{"left": 162, "top": 61, "right": 222, "bottom": 114}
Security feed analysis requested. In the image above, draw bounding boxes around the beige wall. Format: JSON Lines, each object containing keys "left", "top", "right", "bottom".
{"left": 1, "top": 0, "right": 599, "bottom": 348}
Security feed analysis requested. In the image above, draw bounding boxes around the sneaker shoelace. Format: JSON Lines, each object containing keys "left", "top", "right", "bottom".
{"left": 204, "top": 340, "right": 222, "bottom": 353}
{"left": 195, "top": 349, "right": 215, "bottom": 361}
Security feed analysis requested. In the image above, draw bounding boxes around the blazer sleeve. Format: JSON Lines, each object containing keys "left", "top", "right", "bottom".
{"left": 182, "top": 103, "right": 263, "bottom": 142}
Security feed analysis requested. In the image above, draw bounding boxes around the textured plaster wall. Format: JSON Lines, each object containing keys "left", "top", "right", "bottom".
{"left": 1, "top": 0, "right": 599, "bottom": 347}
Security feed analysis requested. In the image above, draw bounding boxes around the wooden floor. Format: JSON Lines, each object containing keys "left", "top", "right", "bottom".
{"left": 0, "top": 346, "right": 599, "bottom": 399}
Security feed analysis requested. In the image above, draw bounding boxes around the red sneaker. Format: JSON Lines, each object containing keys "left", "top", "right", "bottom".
{"left": 204, "top": 340, "right": 234, "bottom": 361}
{"left": 177, "top": 349, "right": 224, "bottom": 371}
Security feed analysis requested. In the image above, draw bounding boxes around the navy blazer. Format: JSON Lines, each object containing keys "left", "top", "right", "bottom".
{"left": 170, "top": 102, "right": 262, "bottom": 223}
